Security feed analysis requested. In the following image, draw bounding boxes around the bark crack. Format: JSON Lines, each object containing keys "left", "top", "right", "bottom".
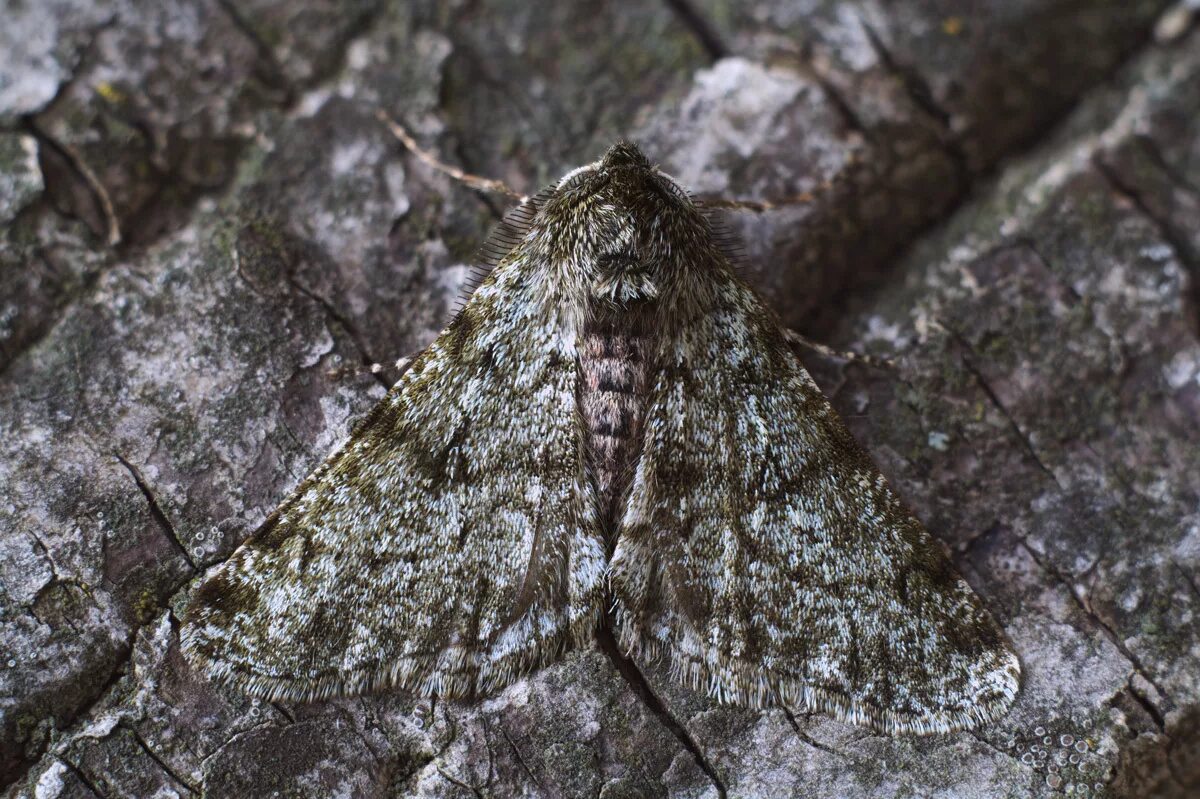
{"left": 1174, "top": 560, "right": 1200, "bottom": 604}
{"left": 199, "top": 720, "right": 285, "bottom": 768}
{"left": 437, "top": 768, "right": 486, "bottom": 799}
{"left": 1092, "top": 154, "right": 1200, "bottom": 338}
{"left": 498, "top": 725, "right": 548, "bottom": 796}
{"left": 60, "top": 756, "right": 108, "bottom": 798}
{"left": 1092, "top": 153, "right": 1199, "bottom": 270}
{"left": 963, "top": 355, "right": 1055, "bottom": 479}
{"left": 0, "top": 248, "right": 109, "bottom": 382}
{"left": 859, "top": 19, "right": 969, "bottom": 181}
{"left": 1133, "top": 133, "right": 1200, "bottom": 198}
{"left": 284, "top": 276, "right": 391, "bottom": 390}
{"left": 7, "top": 479, "right": 278, "bottom": 796}
{"left": 434, "top": 711, "right": 495, "bottom": 799}
{"left": 969, "top": 730, "right": 1016, "bottom": 762}
{"left": 1125, "top": 678, "right": 1168, "bottom": 733}
{"left": 271, "top": 701, "right": 297, "bottom": 724}
{"left": 25, "top": 528, "right": 95, "bottom": 620}
{"left": 596, "top": 625, "right": 728, "bottom": 799}
{"left": 662, "top": 0, "right": 729, "bottom": 61}
{"left": 336, "top": 707, "right": 384, "bottom": 772}
{"left": 942, "top": 323, "right": 1059, "bottom": 483}
{"left": 1017, "top": 539, "right": 1173, "bottom": 716}
{"left": 0, "top": 648, "right": 133, "bottom": 794}
{"left": 114, "top": 452, "right": 197, "bottom": 573}
{"left": 122, "top": 721, "right": 200, "bottom": 795}
{"left": 212, "top": 0, "right": 296, "bottom": 103}
{"left": 780, "top": 707, "right": 847, "bottom": 759}
{"left": 811, "top": 71, "right": 871, "bottom": 141}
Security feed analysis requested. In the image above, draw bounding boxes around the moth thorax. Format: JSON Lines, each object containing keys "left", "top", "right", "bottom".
{"left": 591, "top": 264, "right": 659, "bottom": 306}
{"left": 578, "top": 314, "right": 653, "bottom": 540}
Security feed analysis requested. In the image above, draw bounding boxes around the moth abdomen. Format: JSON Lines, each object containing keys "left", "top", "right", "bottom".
{"left": 578, "top": 324, "right": 653, "bottom": 528}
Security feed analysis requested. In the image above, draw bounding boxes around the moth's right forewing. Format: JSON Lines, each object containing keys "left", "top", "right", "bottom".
{"left": 611, "top": 271, "right": 1020, "bottom": 734}
{"left": 182, "top": 253, "right": 605, "bottom": 702}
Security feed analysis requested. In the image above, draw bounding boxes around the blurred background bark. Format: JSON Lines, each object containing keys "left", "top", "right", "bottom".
{"left": 2, "top": 1, "right": 1199, "bottom": 796}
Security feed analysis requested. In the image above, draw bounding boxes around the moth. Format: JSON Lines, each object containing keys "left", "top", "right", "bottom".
{"left": 182, "top": 142, "right": 1020, "bottom": 734}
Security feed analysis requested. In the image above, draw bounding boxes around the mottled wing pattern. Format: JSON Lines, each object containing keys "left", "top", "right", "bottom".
{"left": 611, "top": 271, "right": 1020, "bottom": 733}
{"left": 182, "top": 256, "right": 605, "bottom": 702}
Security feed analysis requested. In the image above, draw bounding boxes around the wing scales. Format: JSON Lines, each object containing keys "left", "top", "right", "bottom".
{"left": 183, "top": 255, "right": 605, "bottom": 702}
{"left": 611, "top": 271, "right": 1019, "bottom": 733}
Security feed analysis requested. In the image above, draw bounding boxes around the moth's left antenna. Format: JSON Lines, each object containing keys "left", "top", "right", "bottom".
{"left": 376, "top": 110, "right": 527, "bottom": 202}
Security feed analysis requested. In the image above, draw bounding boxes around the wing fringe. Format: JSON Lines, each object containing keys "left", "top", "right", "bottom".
{"left": 181, "top": 601, "right": 602, "bottom": 703}
{"left": 612, "top": 608, "right": 1020, "bottom": 735}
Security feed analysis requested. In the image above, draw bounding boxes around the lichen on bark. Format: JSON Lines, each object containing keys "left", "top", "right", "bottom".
{"left": 3, "top": 1, "right": 1199, "bottom": 797}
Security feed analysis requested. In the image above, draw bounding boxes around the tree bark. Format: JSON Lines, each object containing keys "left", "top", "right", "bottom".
{"left": 2, "top": 1, "right": 1198, "bottom": 796}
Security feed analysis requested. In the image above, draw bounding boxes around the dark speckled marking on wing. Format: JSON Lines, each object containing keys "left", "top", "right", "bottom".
{"left": 181, "top": 251, "right": 606, "bottom": 702}
{"left": 609, "top": 271, "right": 1020, "bottom": 734}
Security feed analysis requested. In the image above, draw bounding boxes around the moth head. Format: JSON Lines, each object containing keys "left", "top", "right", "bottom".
{"left": 534, "top": 141, "right": 723, "bottom": 319}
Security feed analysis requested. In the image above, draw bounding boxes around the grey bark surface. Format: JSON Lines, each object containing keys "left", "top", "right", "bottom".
{"left": 2, "top": 1, "right": 1199, "bottom": 797}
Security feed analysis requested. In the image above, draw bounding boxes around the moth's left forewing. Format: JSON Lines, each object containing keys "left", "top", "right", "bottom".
{"left": 611, "top": 272, "right": 1020, "bottom": 734}
{"left": 182, "top": 250, "right": 606, "bottom": 702}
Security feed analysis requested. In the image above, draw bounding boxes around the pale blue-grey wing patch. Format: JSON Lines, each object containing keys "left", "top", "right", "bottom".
{"left": 182, "top": 253, "right": 605, "bottom": 702}
{"left": 610, "top": 271, "right": 1020, "bottom": 734}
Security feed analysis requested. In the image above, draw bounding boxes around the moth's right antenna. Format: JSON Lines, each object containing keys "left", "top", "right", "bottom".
{"left": 695, "top": 149, "right": 863, "bottom": 213}
{"left": 376, "top": 110, "right": 527, "bottom": 202}
{"left": 784, "top": 329, "right": 895, "bottom": 371}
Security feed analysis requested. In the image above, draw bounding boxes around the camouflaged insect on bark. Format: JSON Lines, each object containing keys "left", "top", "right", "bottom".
{"left": 183, "top": 142, "right": 1020, "bottom": 734}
